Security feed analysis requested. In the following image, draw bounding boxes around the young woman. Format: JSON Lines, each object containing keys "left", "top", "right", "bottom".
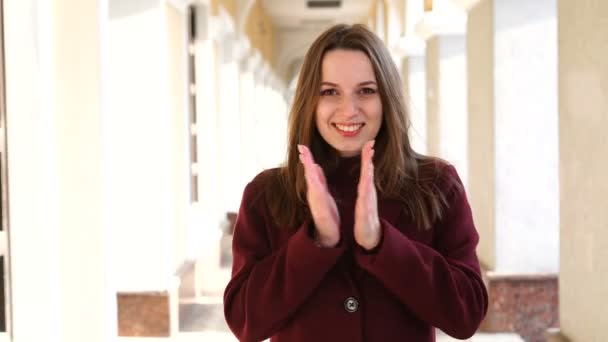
{"left": 223, "top": 24, "right": 488, "bottom": 342}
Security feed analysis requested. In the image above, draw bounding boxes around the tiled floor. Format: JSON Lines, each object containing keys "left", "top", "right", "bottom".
{"left": 179, "top": 301, "right": 230, "bottom": 333}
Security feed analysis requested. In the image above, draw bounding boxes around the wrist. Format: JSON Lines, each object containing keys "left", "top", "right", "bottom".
{"left": 359, "top": 220, "right": 382, "bottom": 250}
{"left": 314, "top": 230, "right": 339, "bottom": 248}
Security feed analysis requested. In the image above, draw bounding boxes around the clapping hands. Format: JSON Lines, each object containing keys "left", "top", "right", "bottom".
{"left": 298, "top": 141, "right": 381, "bottom": 250}
{"left": 298, "top": 144, "right": 341, "bottom": 247}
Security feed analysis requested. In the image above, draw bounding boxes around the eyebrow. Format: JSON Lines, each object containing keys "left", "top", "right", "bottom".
{"left": 320, "top": 81, "right": 377, "bottom": 87}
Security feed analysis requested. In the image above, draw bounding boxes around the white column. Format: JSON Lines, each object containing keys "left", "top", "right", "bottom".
{"left": 253, "top": 64, "right": 272, "bottom": 171}
{"left": 5, "top": 0, "right": 115, "bottom": 341}
{"left": 165, "top": 0, "right": 190, "bottom": 281}
{"left": 193, "top": 3, "right": 223, "bottom": 254}
{"left": 403, "top": 54, "right": 427, "bottom": 154}
{"left": 467, "top": 0, "right": 495, "bottom": 270}
{"left": 385, "top": 0, "right": 403, "bottom": 48}
{"left": 494, "top": 0, "right": 558, "bottom": 273}
{"left": 558, "top": 0, "right": 608, "bottom": 340}
{"left": 375, "top": 0, "right": 387, "bottom": 42}
{"left": 405, "top": 0, "right": 425, "bottom": 36}
{"left": 397, "top": 1, "right": 427, "bottom": 154}
{"left": 190, "top": 5, "right": 224, "bottom": 296}
{"left": 467, "top": 0, "right": 558, "bottom": 274}
{"left": 239, "top": 50, "right": 263, "bottom": 185}
{"left": 216, "top": 34, "right": 242, "bottom": 214}
{"left": 5, "top": 1, "right": 61, "bottom": 339}
{"left": 268, "top": 77, "right": 288, "bottom": 168}
{"left": 105, "top": 1, "right": 176, "bottom": 291}
{"left": 234, "top": 35, "right": 252, "bottom": 194}
{"left": 426, "top": 34, "right": 468, "bottom": 187}
{"left": 253, "top": 64, "right": 287, "bottom": 170}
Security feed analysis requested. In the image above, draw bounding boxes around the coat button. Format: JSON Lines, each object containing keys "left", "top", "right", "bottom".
{"left": 344, "top": 297, "right": 359, "bottom": 313}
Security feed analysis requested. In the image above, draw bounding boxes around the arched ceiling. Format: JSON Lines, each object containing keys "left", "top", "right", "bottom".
{"left": 261, "top": 0, "right": 371, "bottom": 29}
{"left": 260, "top": 0, "right": 372, "bottom": 82}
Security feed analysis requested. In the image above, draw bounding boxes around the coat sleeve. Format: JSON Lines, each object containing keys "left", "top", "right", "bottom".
{"left": 354, "top": 165, "right": 488, "bottom": 339}
{"left": 223, "top": 178, "right": 346, "bottom": 342}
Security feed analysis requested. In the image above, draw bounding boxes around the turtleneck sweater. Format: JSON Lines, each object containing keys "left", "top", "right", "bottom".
{"left": 224, "top": 158, "right": 488, "bottom": 342}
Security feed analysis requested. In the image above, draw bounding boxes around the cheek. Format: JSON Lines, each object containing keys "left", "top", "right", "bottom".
{"left": 314, "top": 108, "right": 326, "bottom": 133}
{"left": 315, "top": 102, "right": 333, "bottom": 123}
{"left": 365, "top": 99, "right": 383, "bottom": 122}
{"left": 314, "top": 111, "right": 321, "bottom": 131}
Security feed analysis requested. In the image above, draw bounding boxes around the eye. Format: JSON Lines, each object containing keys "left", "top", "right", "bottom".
{"left": 360, "top": 87, "right": 377, "bottom": 95}
{"left": 320, "top": 88, "right": 338, "bottom": 96}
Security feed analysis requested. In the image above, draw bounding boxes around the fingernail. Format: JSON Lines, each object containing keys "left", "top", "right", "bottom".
{"left": 297, "top": 144, "right": 304, "bottom": 153}
{"left": 370, "top": 140, "right": 375, "bottom": 148}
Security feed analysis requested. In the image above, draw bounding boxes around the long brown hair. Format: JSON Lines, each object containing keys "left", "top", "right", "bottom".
{"left": 265, "top": 23, "right": 457, "bottom": 231}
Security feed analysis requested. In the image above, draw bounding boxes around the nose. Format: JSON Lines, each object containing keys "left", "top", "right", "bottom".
{"left": 339, "top": 94, "right": 360, "bottom": 119}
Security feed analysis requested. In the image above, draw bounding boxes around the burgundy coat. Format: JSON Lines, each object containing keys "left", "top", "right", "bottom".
{"left": 224, "top": 159, "right": 488, "bottom": 342}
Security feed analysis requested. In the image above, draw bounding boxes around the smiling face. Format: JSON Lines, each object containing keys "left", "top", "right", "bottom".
{"left": 315, "top": 49, "right": 383, "bottom": 157}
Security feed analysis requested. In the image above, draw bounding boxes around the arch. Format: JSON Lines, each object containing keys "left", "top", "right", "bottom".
{"left": 236, "top": 0, "right": 257, "bottom": 35}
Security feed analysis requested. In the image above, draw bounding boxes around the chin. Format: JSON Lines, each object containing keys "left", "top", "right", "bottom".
{"left": 336, "top": 147, "right": 361, "bottom": 157}
{"left": 327, "top": 139, "right": 364, "bottom": 157}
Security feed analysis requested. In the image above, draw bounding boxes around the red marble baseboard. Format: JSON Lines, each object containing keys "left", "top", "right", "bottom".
{"left": 479, "top": 272, "right": 559, "bottom": 342}
{"left": 117, "top": 291, "right": 170, "bottom": 337}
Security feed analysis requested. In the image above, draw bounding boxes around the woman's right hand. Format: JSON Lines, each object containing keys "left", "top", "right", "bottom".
{"left": 298, "top": 145, "right": 340, "bottom": 248}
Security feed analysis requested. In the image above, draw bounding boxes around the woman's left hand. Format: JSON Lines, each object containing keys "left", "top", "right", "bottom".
{"left": 354, "top": 140, "right": 381, "bottom": 250}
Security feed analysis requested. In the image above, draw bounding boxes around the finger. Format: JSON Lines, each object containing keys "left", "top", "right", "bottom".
{"left": 298, "top": 144, "right": 316, "bottom": 165}
{"left": 367, "top": 141, "right": 375, "bottom": 176}
{"left": 298, "top": 148, "right": 310, "bottom": 176}
{"left": 360, "top": 143, "right": 367, "bottom": 178}
{"left": 360, "top": 140, "right": 373, "bottom": 179}
{"left": 359, "top": 142, "right": 376, "bottom": 196}
{"left": 299, "top": 153, "right": 312, "bottom": 182}
{"left": 367, "top": 140, "right": 375, "bottom": 162}
{"left": 297, "top": 144, "right": 305, "bottom": 158}
{"left": 300, "top": 146, "right": 329, "bottom": 195}
{"left": 298, "top": 145, "right": 315, "bottom": 178}
{"left": 301, "top": 146, "right": 326, "bottom": 187}
{"left": 315, "top": 164, "right": 327, "bottom": 187}
{"left": 298, "top": 144, "right": 311, "bottom": 166}
{"left": 368, "top": 147, "right": 375, "bottom": 177}
{"left": 302, "top": 149, "right": 317, "bottom": 179}
{"left": 367, "top": 147, "right": 375, "bottom": 191}
{"left": 358, "top": 163, "right": 370, "bottom": 196}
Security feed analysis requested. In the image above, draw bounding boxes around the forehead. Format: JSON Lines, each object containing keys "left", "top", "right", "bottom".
{"left": 320, "top": 49, "right": 376, "bottom": 83}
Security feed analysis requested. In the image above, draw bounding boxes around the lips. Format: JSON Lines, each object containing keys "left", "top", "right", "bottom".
{"left": 333, "top": 123, "right": 364, "bottom": 137}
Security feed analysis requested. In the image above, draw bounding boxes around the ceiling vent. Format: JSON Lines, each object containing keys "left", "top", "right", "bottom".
{"left": 307, "top": 1, "right": 342, "bottom": 9}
